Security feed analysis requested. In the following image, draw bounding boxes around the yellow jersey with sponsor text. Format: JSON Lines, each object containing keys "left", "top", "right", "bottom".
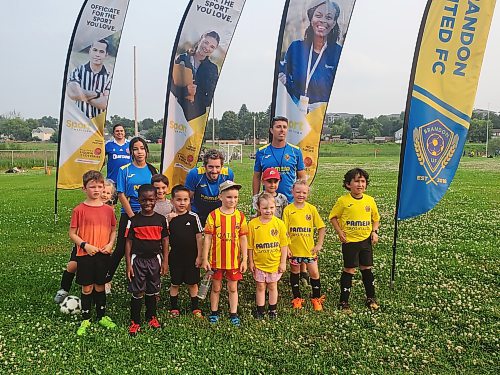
{"left": 328, "top": 193, "right": 380, "bottom": 243}
{"left": 248, "top": 216, "right": 289, "bottom": 273}
{"left": 283, "top": 202, "right": 325, "bottom": 257}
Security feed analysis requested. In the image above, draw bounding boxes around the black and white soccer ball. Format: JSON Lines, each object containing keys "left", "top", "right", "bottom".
{"left": 60, "top": 295, "right": 81, "bottom": 315}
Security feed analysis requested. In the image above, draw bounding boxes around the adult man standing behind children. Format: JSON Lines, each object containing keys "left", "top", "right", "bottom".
{"left": 70, "top": 170, "right": 117, "bottom": 336}
{"left": 185, "top": 149, "right": 234, "bottom": 226}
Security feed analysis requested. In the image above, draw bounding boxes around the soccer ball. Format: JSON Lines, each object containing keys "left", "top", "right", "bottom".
{"left": 60, "top": 295, "right": 81, "bottom": 315}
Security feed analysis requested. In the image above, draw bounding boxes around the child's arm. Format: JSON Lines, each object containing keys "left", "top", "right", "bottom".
{"left": 161, "top": 237, "right": 169, "bottom": 276}
{"left": 118, "top": 192, "right": 135, "bottom": 218}
{"left": 69, "top": 227, "right": 99, "bottom": 256}
{"left": 248, "top": 247, "right": 255, "bottom": 273}
{"left": 239, "top": 235, "right": 248, "bottom": 273}
{"left": 125, "top": 238, "right": 134, "bottom": 281}
{"left": 101, "top": 225, "right": 116, "bottom": 254}
{"left": 195, "top": 233, "right": 203, "bottom": 267}
{"left": 330, "top": 217, "right": 347, "bottom": 243}
{"left": 371, "top": 221, "right": 380, "bottom": 245}
{"left": 312, "top": 227, "right": 326, "bottom": 255}
{"left": 201, "top": 234, "right": 212, "bottom": 271}
{"left": 278, "top": 246, "right": 288, "bottom": 273}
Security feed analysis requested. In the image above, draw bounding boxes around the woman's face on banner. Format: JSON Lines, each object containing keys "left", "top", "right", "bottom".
{"left": 196, "top": 36, "right": 219, "bottom": 59}
{"left": 311, "top": 4, "right": 336, "bottom": 38}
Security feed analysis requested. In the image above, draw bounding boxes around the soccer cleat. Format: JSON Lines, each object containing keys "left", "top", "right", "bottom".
{"left": 170, "top": 309, "right": 180, "bottom": 318}
{"left": 366, "top": 298, "right": 380, "bottom": 311}
{"left": 268, "top": 310, "right": 278, "bottom": 320}
{"left": 105, "top": 282, "right": 112, "bottom": 295}
{"left": 338, "top": 301, "right": 352, "bottom": 314}
{"left": 129, "top": 321, "right": 141, "bottom": 336}
{"left": 77, "top": 319, "right": 91, "bottom": 336}
{"left": 229, "top": 315, "right": 241, "bottom": 327}
{"left": 192, "top": 309, "right": 204, "bottom": 319}
{"left": 253, "top": 310, "right": 265, "bottom": 320}
{"left": 208, "top": 314, "right": 220, "bottom": 324}
{"left": 148, "top": 316, "right": 161, "bottom": 329}
{"left": 54, "top": 289, "right": 68, "bottom": 304}
{"left": 291, "top": 297, "right": 305, "bottom": 309}
{"left": 311, "top": 295, "right": 326, "bottom": 311}
{"left": 98, "top": 315, "right": 117, "bottom": 329}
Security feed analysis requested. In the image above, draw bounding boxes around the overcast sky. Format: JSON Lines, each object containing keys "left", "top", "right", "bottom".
{"left": 1, "top": 0, "right": 499, "bottom": 120}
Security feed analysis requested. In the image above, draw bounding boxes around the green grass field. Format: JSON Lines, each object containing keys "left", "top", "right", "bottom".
{"left": 0, "top": 156, "right": 498, "bottom": 374}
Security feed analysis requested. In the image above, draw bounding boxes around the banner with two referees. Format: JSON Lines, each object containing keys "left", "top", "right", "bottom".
{"left": 397, "top": 0, "right": 496, "bottom": 220}
{"left": 271, "top": 0, "right": 356, "bottom": 183}
{"left": 57, "top": 0, "right": 129, "bottom": 189}
{"left": 161, "top": 0, "right": 246, "bottom": 190}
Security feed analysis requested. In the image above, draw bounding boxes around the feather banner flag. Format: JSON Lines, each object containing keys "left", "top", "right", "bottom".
{"left": 160, "top": 0, "right": 246, "bottom": 191}
{"left": 396, "top": 0, "right": 496, "bottom": 220}
{"left": 271, "top": 0, "right": 356, "bottom": 184}
{"left": 56, "top": 0, "right": 130, "bottom": 190}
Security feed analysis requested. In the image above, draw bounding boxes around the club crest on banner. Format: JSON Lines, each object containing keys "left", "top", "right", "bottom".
{"left": 412, "top": 120, "right": 459, "bottom": 186}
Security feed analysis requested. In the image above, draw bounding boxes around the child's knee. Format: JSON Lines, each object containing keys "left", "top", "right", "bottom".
{"left": 343, "top": 267, "right": 356, "bottom": 274}
{"left": 267, "top": 282, "right": 278, "bottom": 292}
{"left": 94, "top": 284, "right": 105, "bottom": 292}
{"left": 359, "top": 265, "right": 372, "bottom": 271}
{"left": 211, "top": 280, "right": 222, "bottom": 293}
{"left": 67, "top": 261, "right": 77, "bottom": 273}
{"left": 82, "top": 285, "right": 93, "bottom": 294}
{"left": 227, "top": 281, "right": 238, "bottom": 293}
{"left": 307, "top": 263, "right": 320, "bottom": 279}
{"left": 132, "top": 292, "right": 144, "bottom": 299}
{"left": 256, "top": 282, "right": 266, "bottom": 292}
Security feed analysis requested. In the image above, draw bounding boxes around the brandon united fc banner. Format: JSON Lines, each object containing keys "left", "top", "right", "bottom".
{"left": 57, "top": 0, "right": 129, "bottom": 189}
{"left": 272, "top": 0, "right": 356, "bottom": 183}
{"left": 161, "top": 0, "right": 246, "bottom": 190}
{"left": 397, "top": 0, "right": 496, "bottom": 220}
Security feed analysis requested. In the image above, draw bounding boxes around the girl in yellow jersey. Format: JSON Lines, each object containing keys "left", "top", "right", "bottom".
{"left": 282, "top": 180, "right": 326, "bottom": 311}
{"left": 248, "top": 193, "right": 289, "bottom": 319}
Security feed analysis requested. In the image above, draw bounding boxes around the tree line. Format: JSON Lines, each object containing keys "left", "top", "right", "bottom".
{"left": 1, "top": 107, "right": 499, "bottom": 144}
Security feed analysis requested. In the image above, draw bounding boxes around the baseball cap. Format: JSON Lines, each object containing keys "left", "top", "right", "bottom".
{"left": 262, "top": 167, "right": 281, "bottom": 181}
{"left": 219, "top": 180, "right": 242, "bottom": 192}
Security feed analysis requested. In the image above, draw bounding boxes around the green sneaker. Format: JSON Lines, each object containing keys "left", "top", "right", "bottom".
{"left": 98, "top": 315, "right": 117, "bottom": 330}
{"left": 77, "top": 319, "right": 91, "bottom": 336}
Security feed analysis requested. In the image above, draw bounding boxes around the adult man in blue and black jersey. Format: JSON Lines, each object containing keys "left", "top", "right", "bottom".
{"left": 185, "top": 149, "right": 234, "bottom": 226}
{"left": 253, "top": 116, "right": 306, "bottom": 202}
{"left": 105, "top": 124, "right": 131, "bottom": 185}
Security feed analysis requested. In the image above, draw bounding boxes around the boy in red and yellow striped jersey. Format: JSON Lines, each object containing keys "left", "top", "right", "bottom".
{"left": 201, "top": 180, "right": 248, "bottom": 326}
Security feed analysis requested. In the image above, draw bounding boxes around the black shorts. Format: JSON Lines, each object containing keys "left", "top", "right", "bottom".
{"left": 128, "top": 255, "right": 162, "bottom": 295}
{"left": 341, "top": 237, "right": 373, "bottom": 268}
{"left": 76, "top": 253, "right": 111, "bottom": 286}
{"left": 169, "top": 258, "right": 200, "bottom": 286}
{"left": 68, "top": 245, "right": 77, "bottom": 262}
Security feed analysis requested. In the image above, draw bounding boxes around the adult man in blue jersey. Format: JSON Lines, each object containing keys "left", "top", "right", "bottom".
{"left": 105, "top": 124, "right": 131, "bottom": 184}
{"left": 185, "top": 149, "right": 234, "bottom": 226}
{"left": 253, "top": 116, "right": 306, "bottom": 202}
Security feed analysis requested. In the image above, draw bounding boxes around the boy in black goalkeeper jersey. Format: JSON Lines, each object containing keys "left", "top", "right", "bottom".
{"left": 125, "top": 184, "right": 169, "bottom": 336}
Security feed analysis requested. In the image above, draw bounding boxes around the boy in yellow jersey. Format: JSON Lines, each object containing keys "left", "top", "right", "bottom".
{"left": 283, "top": 180, "right": 326, "bottom": 311}
{"left": 248, "top": 193, "right": 289, "bottom": 319}
{"left": 329, "top": 168, "right": 380, "bottom": 313}
{"left": 201, "top": 180, "right": 248, "bottom": 326}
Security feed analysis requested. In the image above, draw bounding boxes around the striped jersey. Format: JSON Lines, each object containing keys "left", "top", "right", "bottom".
{"left": 204, "top": 208, "right": 248, "bottom": 270}
{"left": 126, "top": 212, "right": 169, "bottom": 258}
{"left": 68, "top": 62, "right": 111, "bottom": 119}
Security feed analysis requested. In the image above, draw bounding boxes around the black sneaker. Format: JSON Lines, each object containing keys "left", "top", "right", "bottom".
{"left": 268, "top": 310, "right": 278, "bottom": 320}
{"left": 253, "top": 310, "right": 265, "bottom": 320}
{"left": 338, "top": 301, "right": 352, "bottom": 314}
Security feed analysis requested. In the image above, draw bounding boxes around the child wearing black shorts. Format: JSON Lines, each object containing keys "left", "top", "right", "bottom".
{"left": 125, "top": 184, "right": 169, "bottom": 336}
{"left": 167, "top": 185, "right": 204, "bottom": 318}
{"left": 329, "top": 168, "right": 380, "bottom": 313}
{"left": 69, "top": 171, "right": 117, "bottom": 336}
